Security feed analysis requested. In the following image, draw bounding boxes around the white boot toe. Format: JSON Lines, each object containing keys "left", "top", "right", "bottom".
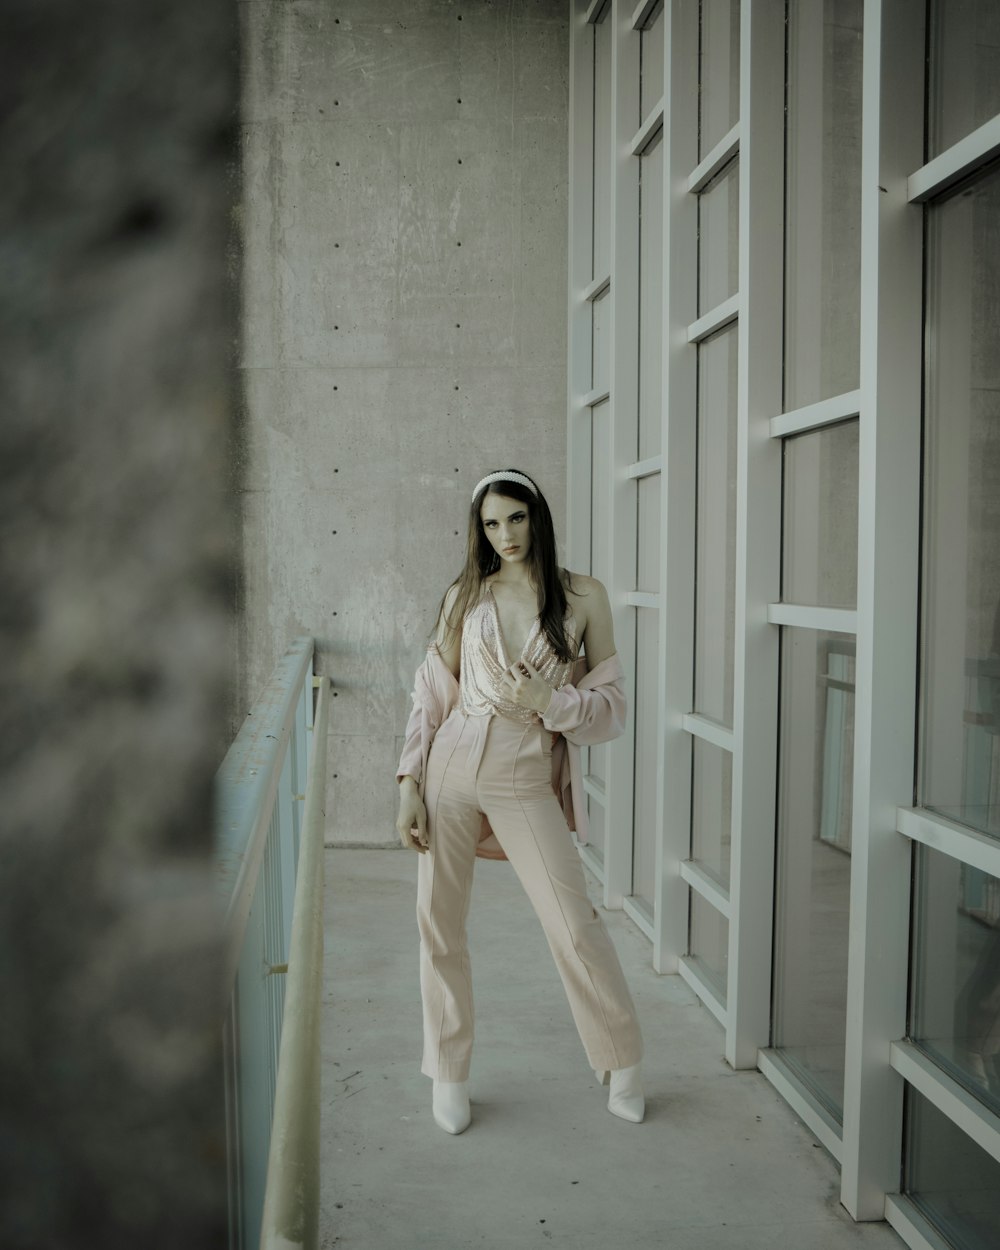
{"left": 607, "top": 1063, "right": 644, "bottom": 1124}
{"left": 432, "top": 1080, "right": 471, "bottom": 1134}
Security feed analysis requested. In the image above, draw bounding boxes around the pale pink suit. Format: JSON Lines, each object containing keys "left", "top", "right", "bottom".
{"left": 397, "top": 588, "right": 643, "bottom": 1083}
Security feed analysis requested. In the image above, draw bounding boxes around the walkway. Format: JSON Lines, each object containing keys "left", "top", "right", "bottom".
{"left": 320, "top": 848, "right": 903, "bottom": 1250}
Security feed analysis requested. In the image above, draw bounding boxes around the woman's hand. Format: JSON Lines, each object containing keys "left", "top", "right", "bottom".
{"left": 500, "top": 658, "right": 554, "bottom": 715}
{"left": 396, "top": 776, "right": 429, "bottom": 853}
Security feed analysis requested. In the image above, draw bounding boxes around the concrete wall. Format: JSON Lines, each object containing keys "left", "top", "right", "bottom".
{"left": 240, "top": 0, "right": 570, "bottom": 844}
{"left": 0, "top": 2, "right": 238, "bottom": 1244}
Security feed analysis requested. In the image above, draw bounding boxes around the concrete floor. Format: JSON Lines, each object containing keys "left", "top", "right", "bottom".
{"left": 321, "top": 848, "right": 904, "bottom": 1250}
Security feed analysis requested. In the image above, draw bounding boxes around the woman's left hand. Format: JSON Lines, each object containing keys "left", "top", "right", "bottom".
{"left": 500, "top": 658, "right": 554, "bottom": 715}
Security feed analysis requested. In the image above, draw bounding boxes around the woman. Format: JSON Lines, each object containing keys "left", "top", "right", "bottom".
{"left": 395, "top": 469, "right": 644, "bottom": 1134}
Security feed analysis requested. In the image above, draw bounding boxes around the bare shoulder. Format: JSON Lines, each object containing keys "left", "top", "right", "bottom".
{"left": 557, "top": 572, "right": 612, "bottom": 665}
{"left": 563, "top": 571, "right": 609, "bottom": 618}
{"left": 563, "top": 571, "right": 615, "bottom": 669}
{"left": 564, "top": 571, "right": 606, "bottom": 597}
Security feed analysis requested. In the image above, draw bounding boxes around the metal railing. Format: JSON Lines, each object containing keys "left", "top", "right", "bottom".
{"left": 214, "top": 636, "right": 329, "bottom": 1250}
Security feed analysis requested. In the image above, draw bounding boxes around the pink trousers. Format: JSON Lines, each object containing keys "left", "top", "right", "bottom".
{"left": 417, "top": 708, "right": 643, "bottom": 1082}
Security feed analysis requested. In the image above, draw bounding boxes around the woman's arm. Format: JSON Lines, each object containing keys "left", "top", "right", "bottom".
{"left": 396, "top": 775, "right": 428, "bottom": 852}
{"left": 396, "top": 583, "right": 462, "bottom": 851}
{"left": 577, "top": 575, "right": 616, "bottom": 671}
{"left": 540, "top": 653, "right": 626, "bottom": 745}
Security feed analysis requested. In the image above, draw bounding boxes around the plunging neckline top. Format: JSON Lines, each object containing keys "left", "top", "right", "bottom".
{"left": 487, "top": 585, "right": 541, "bottom": 667}
{"left": 459, "top": 585, "right": 578, "bottom": 724}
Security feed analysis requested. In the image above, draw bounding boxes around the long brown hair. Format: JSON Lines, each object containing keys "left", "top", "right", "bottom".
{"left": 434, "top": 470, "right": 578, "bottom": 662}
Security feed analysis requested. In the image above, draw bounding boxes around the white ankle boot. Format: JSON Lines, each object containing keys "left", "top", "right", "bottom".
{"left": 594, "top": 1064, "right": 644, "bottom": 1123}
{"left": 432, "top": 1080, "right": 471, "bottom": 1134}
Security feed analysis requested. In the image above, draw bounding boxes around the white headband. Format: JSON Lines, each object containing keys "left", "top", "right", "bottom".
{"left": 472, "top": 471, "right": 539, "bottom": 501}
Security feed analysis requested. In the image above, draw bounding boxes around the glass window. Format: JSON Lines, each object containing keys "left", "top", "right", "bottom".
{"left": 773, "top": 629, "right": 856, "bottom": 1119}
{"left": 632, "top": 608, "right": 659, "bottom": 912}
{"left": 697, "top": 159, "right": 739, "bottom": 316}
{"left": 784, "top": 0, "right": 863, "bottom": 410}
{"left": 592, "top": 287, "right": 610, "bottom": 394}
{"left": 590, "top": 398, "right": 611, "bottom": 585}
{"left": 694, "top": 326, "right": 737, "bottom": 728}
{"left": 698, "top": 0, "right": 740, "bottom": 159}
{"left": 593, "top": 15, "right": 612, "bottom": 280}
{"left": 782, "top": 420, "right": 859, "bottom": 609}
{"left": 637, "top": 474, "right": 660, "bottom": 594}
{"left": 638, "top": 134, "right": 664, "bottom": 459}
{"left": 586, "top": 789, "right": 606, "bottom": 868}
{"left": 588, "top": 742, "right": 607, "bottom": 789}
{"left": 911, "top": 845, "right": 1000, "bottom": 1116}
{"left": 640, "top": 1, "right": 665, "bottom": 124}
{"left": 690, "top": 891, "right": 728, "bottom": 998}
{"left": 921, "top": 165, "right": 1000, "bottom": 840}
{"left": 928, "top": 0, "right": 1000, "bottom": 159}
{"left": 691, "top": 739, "right": 732, "bottom": 886}
{"left": 905, "top": 1087, "right": 1000, "bottom": 1250}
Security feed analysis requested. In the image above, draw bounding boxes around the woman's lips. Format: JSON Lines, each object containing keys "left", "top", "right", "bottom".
{"left": 503, "top": 546, "right": 519, "bottom": 555}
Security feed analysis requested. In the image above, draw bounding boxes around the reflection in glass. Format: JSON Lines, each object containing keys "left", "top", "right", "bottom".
{"left": 698, "top": 0, "right": 740, "bottom": 160}
{"left": 773, "top": 629, "right": 856, "bottom": 1119}
{"left": 691, "top": 739, "right": 732, "bottom": 886}
{"left": 784, "top": 0, "right": 862, "bottom": 410}
{"left": 698, "top": 159, "right": 739, "bottom": 316}
{"left": 690, "top": 890, "right": 728, "bottom": 998}
{"left": 912, "top": 846, "right": 1000, "bottom": 1116}
{"left": 632, "top": 609, "right": 659, "bottom": 913}
{"left": 928, "top": 0, "right": 1000, "bottom": 159}
{"left": 906, "top": 1088, "right": 1000, "bottom": 1249}
{"left": 782, "top": 420, "right": 859, "bottom": 609}
{"left": 694, "top": 327, "right": 737, "bottom": 727}
{"left": 921, "top": 165, "right": 1000, "bottom": 840}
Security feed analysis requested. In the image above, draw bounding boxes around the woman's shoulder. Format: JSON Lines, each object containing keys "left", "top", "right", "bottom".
{"left": 562, "top": 571, "right": 610, "bottom": 632}
{"left": 562, "top": 570, "right": 607, "bottom": 601}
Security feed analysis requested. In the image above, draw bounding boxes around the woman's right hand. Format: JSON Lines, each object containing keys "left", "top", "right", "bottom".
{"left": 396, "top": 777, "right": 429, "bottom": 853}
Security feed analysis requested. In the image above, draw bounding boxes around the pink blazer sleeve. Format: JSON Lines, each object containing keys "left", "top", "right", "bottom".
{"left": 395, "top": 647, "right": 459, "bottom": 790}
{"left": 540, "top": 653, "right": 627, "bottom": 746}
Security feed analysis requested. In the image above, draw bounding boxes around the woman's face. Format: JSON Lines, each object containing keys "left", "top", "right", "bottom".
{"left": 480, "top": 493, "right": 532, "bottom": 566}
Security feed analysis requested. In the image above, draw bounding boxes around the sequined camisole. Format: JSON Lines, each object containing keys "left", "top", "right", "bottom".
{"left": 460, "top": 586, "right": 577, "bottom": 724}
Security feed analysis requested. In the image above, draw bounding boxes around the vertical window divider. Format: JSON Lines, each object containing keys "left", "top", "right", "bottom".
{"left": 567, "top": 1, "right": 597, "bottom": 577}
{"left": 837, "top": 2, "right": 925, "bottom": 1222}
{"left": 651, "top": 0, "right": 699, "bottom": 975}
{"left": 603, "top": 0, "right": 642, "bottom": 912}
{"left": 724, "top": 0, "right": 785, "bottom": 1073}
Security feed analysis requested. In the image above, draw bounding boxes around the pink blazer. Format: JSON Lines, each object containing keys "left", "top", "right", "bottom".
{"left": 396, "top": 647, "right": 627, "bottom": 861}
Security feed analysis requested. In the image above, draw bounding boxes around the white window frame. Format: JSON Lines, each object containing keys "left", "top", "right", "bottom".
{"left": 568, "top": 3, "right": 1000, "bottom": 1241}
